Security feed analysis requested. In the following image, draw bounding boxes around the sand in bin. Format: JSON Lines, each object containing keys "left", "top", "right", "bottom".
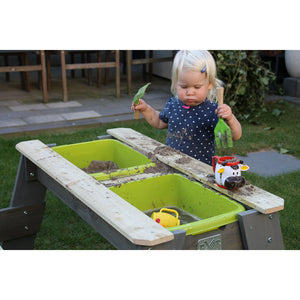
{"left": 82, "top": 160, "right": 119, "bottom": 174}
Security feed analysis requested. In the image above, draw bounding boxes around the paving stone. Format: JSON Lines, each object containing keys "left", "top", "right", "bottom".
{"left": 46, "top": 101, "right": 82, "bottom": 109}
{"left": 9, "top": 103, "right": 48, "bottom": 112}
{"left": 61, "top": 111, "right": 101, "bottom": 120}
{"left": 0, "top": 119, "right": 27, "bottom": 128}
{"left": 24, "top": 114, "right": 65, "bottom": 124}
{"left": 0, "top": 100, "right": 20, "bottom": 106}
{"left": 236, "top": 151, "right": 300, "bottom": 177}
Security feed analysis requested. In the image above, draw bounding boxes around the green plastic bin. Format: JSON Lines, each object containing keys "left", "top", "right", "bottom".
{"left": 52, "top": 139, "right": 155, "bottom": 180}
{"left": 109, "top": 174, "right": 245, "bottom": 235}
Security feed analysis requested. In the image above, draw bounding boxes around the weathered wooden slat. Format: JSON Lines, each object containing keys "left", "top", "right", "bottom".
{"left": 0, "top": 203, "right": 45, "bottom": 242}
{"left": 65, "top": 62, "right": 117, "bottom": 70}
{"left": 131, "top": 57, "right": 173, "bottom": 65}
{"left": 107, "top": 127, "right": 163, "bottom": 155}
{"left": 107, "top": 128, "right": 284, "bottom": 214}
{"left": 101, "top": 173, "right": 164, "bottom": 187}
{"left": 0, "top": 65, "right": 42, "bottom": 72}
{"left": 15, "top": 140, "right": 174, "bottom": 246}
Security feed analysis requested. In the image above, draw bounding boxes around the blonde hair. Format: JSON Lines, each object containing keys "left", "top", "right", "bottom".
{"left": 171, "top": 50, "right": 223, "bottom": 101}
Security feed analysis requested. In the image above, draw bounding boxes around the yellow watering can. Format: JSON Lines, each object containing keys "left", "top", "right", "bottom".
{"left": 151, "top": 208, "right": 180, "bottom": 228}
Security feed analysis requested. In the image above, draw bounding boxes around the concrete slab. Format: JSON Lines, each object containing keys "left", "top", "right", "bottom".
{"left": 61, "top": 110, "right": 101, "bottom": 120}
{"left": 9, "top": 103, "right": 48, "bottom": 112}
{"left": 0, "top": 119, "right": 27, "bottom": 128}
{"left": 46, "top": 101, "right": 82, "bottom": 109}
{"left": 0, "top": 100, "right": 20, "bottom": 106}
{"left": 236, "top": 151, "right": 300, "bottom": 177}
{"left": 24, "top": 114, "right": 65, "bottom": 124}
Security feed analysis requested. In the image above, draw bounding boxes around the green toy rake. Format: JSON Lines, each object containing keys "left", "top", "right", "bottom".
{"left": 214, "top": 87, "right": 233, "bottom": 148}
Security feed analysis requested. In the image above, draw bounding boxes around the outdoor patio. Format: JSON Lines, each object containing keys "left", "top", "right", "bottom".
{"left": 0, "top": 50, "right": 174, "bottom": 135}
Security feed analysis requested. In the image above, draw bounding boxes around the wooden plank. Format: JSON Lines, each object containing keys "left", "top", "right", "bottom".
{"left": 0, "top": 65, "right": 42, "bottom": 73}
{"left": 15, "top": 140, "right": 173, "bottom": 247}
{"left": 238, "top": 210, "right": 284, "bottom": 249}
{"left": 107, "top": 128, "right": 284, "bottom": 214}
{"left": 107, "top": 127, "right": 163, "bottom": 155}
{"left": 65, "top": 62, "right": 117, "bottom": 70}
{"left": 101, "top": 173, "right": 164, "bottom": 188}
{"left": 0, "top": 203, "right": 45, "bottom": 242}
{"left": 131, "top": 57, "right": 174, "bottom": 65}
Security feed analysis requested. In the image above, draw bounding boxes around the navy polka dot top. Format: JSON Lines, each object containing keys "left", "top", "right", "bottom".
{"left": 159, "top": 97, "right": 219, "bottom": 165}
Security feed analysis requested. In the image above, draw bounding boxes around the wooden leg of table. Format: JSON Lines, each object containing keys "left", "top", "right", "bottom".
{"left": 4, "top": 54, "right": 10, "bottom": 81}
{"left": 149, "top": 50, "right": 153, "bottom": 82}
{"left": 126, "top": 50, "right": 132, "bottom": 95}
{"left": 71, "top": 53, "right": 75, "bottom": 78}
{"left": 1, "top": 155, "right": 47, "bottom": 250}
{"left": 97, "top": 50, "right": 102, "bottom": 88}
{"left": 88, "top": 52, "right": 92, "bottom": 86}
{"left": 40, "top": 50, "right": 48, "bottom": 103}
{"left": 36, "top": 54, "right": 42, "bottom": 90}
{"left": 18, "top": 54, "right": 26, "bottom": 90}
{"left": 46, "top": 51, "right": 52, "bottom": 90}
{"left": 60, "top": 50, "right": 68, "bottom": 102}
{"left": 105, "top": 51, "right": 110, "bottom": 85}
{"left": 81, "top": 53, "right": 85, "bottom": 77}
{"left": 115, "top": 50, "right": 120, "bottom": 98}
{"left": 24, "top": 52, "right": 30, "bottom": 92}
{"left": 238, "top": 209, "right": 284, "bottom": 250}
{"left": 142, "top": 64, "right": 146, "bottom": 81}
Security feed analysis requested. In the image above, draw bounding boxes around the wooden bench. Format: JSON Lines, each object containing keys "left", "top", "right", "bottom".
{"left": 0, "top": 50, "right": 48, "bottom": 103}
{"left": 60, "top": 50, "right": 120, "bottom": 101}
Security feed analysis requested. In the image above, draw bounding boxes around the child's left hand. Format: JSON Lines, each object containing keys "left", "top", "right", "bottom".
{"left": 216, "top": 104, "right": 233, "bottom": 122}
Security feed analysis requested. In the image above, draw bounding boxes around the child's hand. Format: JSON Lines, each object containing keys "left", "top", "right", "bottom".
{"left": 131, "top": 99, "right": 148, "bottom": 113}
{"left": 216, "top": 104, "right": 233, "bottom": 122}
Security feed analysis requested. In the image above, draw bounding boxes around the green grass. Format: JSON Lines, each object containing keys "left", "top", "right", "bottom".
{"left": 0, "top": 120, "right": 165, "bottom": 250}
{"left": 0, "top": 100, "right": 299, "bottom": 249}
{"left": 243, "top": 171, "right": 300, "bottom": 250}
{"left": 216, "top": 99, "right": 300, "bottom": 158}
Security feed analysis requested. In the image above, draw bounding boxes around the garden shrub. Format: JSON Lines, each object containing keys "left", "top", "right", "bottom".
{"left": 211, "top": 50, "right": 276, "bottom": 121}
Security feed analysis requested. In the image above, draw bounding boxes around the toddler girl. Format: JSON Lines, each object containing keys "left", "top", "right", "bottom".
{"left": 132, "top": 50, "right": 242, "bottom": 165}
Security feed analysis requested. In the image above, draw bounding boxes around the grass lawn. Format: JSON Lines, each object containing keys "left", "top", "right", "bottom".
{"left": 0, "top": 100, "right": 299, "bottom": 250}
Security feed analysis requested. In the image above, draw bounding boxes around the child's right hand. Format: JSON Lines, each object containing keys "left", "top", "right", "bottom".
{"left": 131, "top": 99, "right": 148, "bottom": 113}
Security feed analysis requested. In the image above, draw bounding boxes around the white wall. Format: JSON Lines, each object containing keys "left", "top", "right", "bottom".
{"left": 147, "top": 50, "right": 174, "bottom": 80}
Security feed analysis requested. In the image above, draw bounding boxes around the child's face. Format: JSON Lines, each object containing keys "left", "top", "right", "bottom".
{"left": 176, "top": 70, "right": 212, "bottom": 106}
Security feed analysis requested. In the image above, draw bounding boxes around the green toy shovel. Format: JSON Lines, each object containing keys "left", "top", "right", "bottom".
{"left": 133, "top": 82, "right": 151, "bottom": 119}
{"left": 214, "top": 87, "right": 233, "bottom": 148}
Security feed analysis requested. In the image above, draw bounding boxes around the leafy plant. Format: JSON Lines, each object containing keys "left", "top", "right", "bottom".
{"left": 211, "top": 50, "right": 276, "bottom": 121}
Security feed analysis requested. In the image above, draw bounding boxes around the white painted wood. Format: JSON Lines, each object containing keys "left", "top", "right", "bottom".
{"left": 107, "top": 128, "right": 284, "bottom": 214}
{"left": 16, "top": 140, "right": 174, "bottom": 246}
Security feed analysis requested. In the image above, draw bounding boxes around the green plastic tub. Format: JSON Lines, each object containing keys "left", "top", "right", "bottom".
{"left": 52, "top": 139, "right": 155, "bottom": 180}
{"left": 109, "top": 174, "right": 245, "bottom": 235}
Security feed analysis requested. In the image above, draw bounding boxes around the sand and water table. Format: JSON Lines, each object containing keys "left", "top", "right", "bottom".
{"left": 0, "top": 128, "right": 284, "bottom": 250}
